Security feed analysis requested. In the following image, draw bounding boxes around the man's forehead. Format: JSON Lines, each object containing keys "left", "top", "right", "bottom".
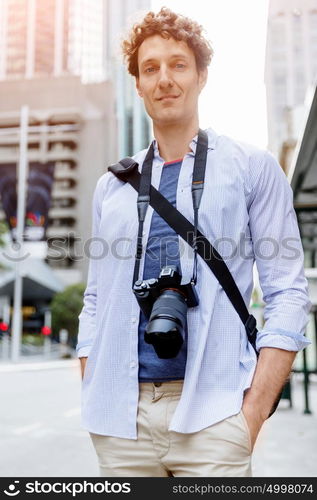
{"left": 138, "top": 36, "right": 193, "bottom": 63}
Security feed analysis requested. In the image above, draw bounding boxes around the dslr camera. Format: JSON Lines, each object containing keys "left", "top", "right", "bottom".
{"left": 133, "top": 265, "right": 199, "bottom": 359}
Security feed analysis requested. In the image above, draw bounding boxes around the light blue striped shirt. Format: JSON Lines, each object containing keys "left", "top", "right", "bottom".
{"left": 76, "top": 128, "right": 312, "bottom": 439}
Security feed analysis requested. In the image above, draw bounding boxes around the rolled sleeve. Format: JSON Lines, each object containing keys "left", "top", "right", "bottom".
{"left": 76, "top": 344, "right": 92, "bottom": 358}
{"left": 256, "top": 328, "right": 311, "bottom": 352}
{"left": 248, "top": 152, "right": 312, "bottom": 353}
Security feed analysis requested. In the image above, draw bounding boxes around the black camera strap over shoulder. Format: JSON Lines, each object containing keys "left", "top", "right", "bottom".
{"left": 134, "top": 129, "right": 208, "bottom": 288}
{"left": 108, "top": 129, "right": 258, "bottom": 354}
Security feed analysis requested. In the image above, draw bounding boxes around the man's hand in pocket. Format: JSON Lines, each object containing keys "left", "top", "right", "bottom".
{"left": 241, "top": 401, "right": 265, "bottom": 451}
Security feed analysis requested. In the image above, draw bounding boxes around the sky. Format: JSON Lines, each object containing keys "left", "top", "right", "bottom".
{"left": 151, "top": 0, "right": 270, "bottom": 149}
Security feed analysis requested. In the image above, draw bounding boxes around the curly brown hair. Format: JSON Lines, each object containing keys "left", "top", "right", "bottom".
{"left": 122, "top": 7, "right": 213, "bottom": 78}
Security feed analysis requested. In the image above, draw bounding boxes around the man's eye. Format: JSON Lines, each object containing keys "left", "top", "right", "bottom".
{"left": 145, "top": 67, "right": 156, "bottom": 73}
{"left": 175, "top": 63, "right": 186, "bottom": 69}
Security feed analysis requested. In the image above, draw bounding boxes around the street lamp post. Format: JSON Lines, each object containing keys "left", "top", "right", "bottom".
{"left": 11, "top": 105, "right": 29, "bottom": 363}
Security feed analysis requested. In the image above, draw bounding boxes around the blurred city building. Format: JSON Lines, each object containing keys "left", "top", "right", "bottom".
{"left": 0, "top": 0, "right": 150, "bottom": 154}
{"left": 264, "top": 0, "right": 317, "bottom": 373}
{"left": 0, "top": 0, "right": 151, "bottom": 334}
{"left": 288, "top": 83, "right": 317, "bottom": 375}
{"left": 0, "top": 0, "right": 71, "bottom": 79}
{"left": 0, "top": 0, "right": 151, "bottom": 267}
{"left": 265, "top": 0, "right": 317, "bottom": 171}
{"left": 289, "top": 85, "right": 317, "bottom": 279}
{"left": 0, "top": 76, "right": 116, "bottom": 281}
{"left": 105, "top": 0, "right": 151, "bottom": 156}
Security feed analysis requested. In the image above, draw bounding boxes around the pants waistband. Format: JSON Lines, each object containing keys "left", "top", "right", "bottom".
{"left": 139, "top": 379, "right": 184, "bottom": 394}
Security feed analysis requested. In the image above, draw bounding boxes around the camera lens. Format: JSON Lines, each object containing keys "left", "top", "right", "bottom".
{"left": 144, "top": 289, "right": 187, "bottom": 358}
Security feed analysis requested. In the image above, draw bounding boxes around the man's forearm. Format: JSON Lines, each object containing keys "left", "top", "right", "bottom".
{"left": 244, "top": 347, "right": 296, "bottom": 419}
{"left": 79, "top": 357, "right": 88, "bottom": 379}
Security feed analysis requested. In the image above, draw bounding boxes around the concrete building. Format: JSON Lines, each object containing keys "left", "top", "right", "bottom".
{"left": 265, "top": 0, "right": 317, "bottom": 160}
{"left": 0, "top": 0, "right": 151, "bottom": 280}
{"left": 0, "top": 0, "right": 104, "bottom": 81}
{"left": 289, "top": 85, "right": 317, "bottom": 273}
{"left": 0, "top": 0, "right": 151, "bottom": 340}
{"left": 0, "top": 0, "right": 70, "bottom": 79}
{"left": 0, "top": 76, "right": 116, "bottom": 284}
{"left": 287, "top": 83, "right": 317, "bottom": 371}
{"left": 106, "top": 0, "right": 151, "bottom": 157}
{"left": 0, "top": 0, "right": 151, "bottom": 157}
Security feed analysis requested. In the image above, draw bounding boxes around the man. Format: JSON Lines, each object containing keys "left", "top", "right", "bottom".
{"left": 76, "top": 8, "right": 311, "bottom": 477}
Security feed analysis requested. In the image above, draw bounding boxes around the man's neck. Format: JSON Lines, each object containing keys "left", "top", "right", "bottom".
{"left": 153, "top": 121, "right": 200, "bottom": 163}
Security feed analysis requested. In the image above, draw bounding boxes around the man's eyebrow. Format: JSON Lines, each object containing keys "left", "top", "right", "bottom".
{"left": 140, "top": 54, "right": 190, "bottom": 67}
{"left": 140, "top": 58, "right": 157, "bottom": 68}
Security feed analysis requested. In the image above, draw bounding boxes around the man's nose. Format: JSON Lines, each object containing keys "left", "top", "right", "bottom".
{"left": 158, "top": 66, "right": 174, "bottom": 88}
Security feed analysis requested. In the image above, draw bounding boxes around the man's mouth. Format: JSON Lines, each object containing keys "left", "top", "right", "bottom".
{"left": 157, "top": 95, "right": 180, "bottom": 101}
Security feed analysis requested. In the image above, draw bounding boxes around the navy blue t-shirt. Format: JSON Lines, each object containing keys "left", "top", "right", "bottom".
{"left": 138, "top": 159, "right": 187, "bottom": 382}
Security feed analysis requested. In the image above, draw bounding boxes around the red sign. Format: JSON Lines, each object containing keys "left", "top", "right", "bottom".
{"left": 41, "top": 326, "right": 51, "bottom": 336}
{"left": 0, "top": 322, "right": 9, "bottom": 332}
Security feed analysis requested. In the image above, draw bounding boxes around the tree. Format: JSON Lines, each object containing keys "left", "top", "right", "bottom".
{"left": 51, "top": 283, "right": 86, "bottom": 346}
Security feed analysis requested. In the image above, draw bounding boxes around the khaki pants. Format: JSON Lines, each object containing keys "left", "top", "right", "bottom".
{"left": 90, "top": 380, "right": 252, "bottom": 477}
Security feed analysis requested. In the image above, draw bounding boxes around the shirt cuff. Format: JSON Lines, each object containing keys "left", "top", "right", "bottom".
{"left": 76, "top": 344, "right": 92, "bottom": 358}
{"left": 256, "top": 328, "right": 311, "bottom": 352}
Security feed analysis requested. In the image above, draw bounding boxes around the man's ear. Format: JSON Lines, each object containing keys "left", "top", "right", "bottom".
{"left": 198, "top": 68, "right": 208, "bottom": 93}
{"left": 136, "top": 78, "right": 143, "bottom": 98}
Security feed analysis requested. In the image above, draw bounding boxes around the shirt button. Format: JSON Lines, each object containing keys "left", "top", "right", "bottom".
{"left": 130, "top": 361, "right": 136, "bottom": 368}
{"left": 142, "top": 231, "right": 146, "bottom": 236}
{"left": 131, "top": 317, "right": 137, "bottom": 324}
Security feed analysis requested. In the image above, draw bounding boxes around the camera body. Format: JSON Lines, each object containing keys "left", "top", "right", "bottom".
{"left": 133, "top": 265, "right": 199, "bottom": 359}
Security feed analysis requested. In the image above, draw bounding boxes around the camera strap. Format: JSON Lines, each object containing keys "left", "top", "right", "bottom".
{"left": 133, "top": 128, "right": 208, "bottom": 287}
{"left": 108, "top": 130, "right": 258, "bottom": 353}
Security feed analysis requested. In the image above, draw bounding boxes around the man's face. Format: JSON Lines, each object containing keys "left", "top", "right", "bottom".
{"left": 136, "top": 35, "right": 207, "bottom": 127}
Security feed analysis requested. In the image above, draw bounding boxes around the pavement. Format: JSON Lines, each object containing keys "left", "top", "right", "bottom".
{"left": 0, "top": 357, "right": 316, "bottom": 478}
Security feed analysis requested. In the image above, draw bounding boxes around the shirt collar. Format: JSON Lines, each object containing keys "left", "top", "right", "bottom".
{"left": 152, "top": 127, "right": 218, "bottom": 160}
